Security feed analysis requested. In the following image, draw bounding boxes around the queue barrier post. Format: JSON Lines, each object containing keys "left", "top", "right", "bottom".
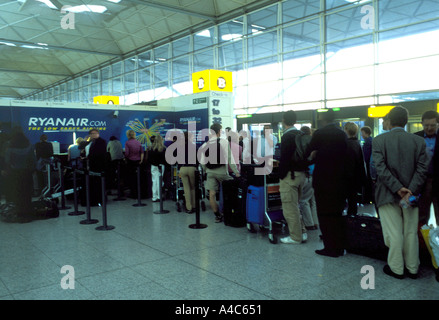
{"left": 57, "top": 161, "right": 71, "bottom": 210}
{"left": 80, "top": 163, "right": 99, "bottom": 225}
{"left": 189, "top": 169, "right": 207, "bottom": 229}
{"left": 153, "top": 164, "right": 169, "bottom": 214}
{"left": 113, "top": 159, "right": 126, "bottom": 201}
{"left": 67, "top": 162, "right": 85, "bottom": 216}
{"left": 94, "top": 171, "right": 115, "bottom": 231}
{"left": 133, "top": 165, "right": 146, "bottom": 207}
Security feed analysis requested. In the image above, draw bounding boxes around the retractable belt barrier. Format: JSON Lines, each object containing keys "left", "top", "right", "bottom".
{"left": 79, "top": 166, "right": 99, "bottom": 226}
{"left": 113, "top": 159, "right": 126, "bottom": 201}
{"left": 133, "top": 165, "right": 146, "bottom": 207}
{"left": 65, "top": 160, "right": 85, "bottom": 216}
{"left": 189, "top": 169, "right": 207, "bottom": 229}
{"left": 89, "top": 170, "right": 115, "bottom": 231}
{"left": 153, "top": 164, "right": 169, "bottom": 214}
{"left": 57, "top": 161, "right": 71, "bottom": 211}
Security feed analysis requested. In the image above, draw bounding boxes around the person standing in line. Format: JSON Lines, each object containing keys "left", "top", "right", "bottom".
{"left": 178, "top": 131, "right": 198, "bottom": 213}
{"left": 68, "top": 137, "right": 83, "bottom": 167}
{"left": 107, "top": 136, "right": 125, "bottom": 191}
{"left": 344, "top": 122, "right": 367, "bottom": 215}
{"left": 278, "top": 111, "right": 309, "bottom": 244}
{"left": 373, "top": 106, "right": 428, "bottom": 279}
{"left": 35, "top": 134, "right": 54, "bottom": 194}
{"left": 87, "top": 129, "right": 108, "bottom": 206}
{"left": 148, "top": 134, "right": 166, "bottom": 202}
{"left": 200, "top": 123, "right": 240, "bottom": 223}
{"left": 360, "top": 126, "right": 373, "bottom": 204}
{"left": 298, "top": 126, "right": 318, "bottom": 231}
{"left": 125, "top": 130, "right": 144, "bottom": 198}
{"left": 306, "top": 109, "right": 349, "bottom": 257}
{"left": 2, "top": 128, "right": 36, "bottom": 221}
{"left": 414, "top": 110, "right": 439, "bottom": 226}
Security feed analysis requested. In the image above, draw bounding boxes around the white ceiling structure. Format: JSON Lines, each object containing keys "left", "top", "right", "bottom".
{"left": 0, "top": 0, "right": 277, "bottom": 98}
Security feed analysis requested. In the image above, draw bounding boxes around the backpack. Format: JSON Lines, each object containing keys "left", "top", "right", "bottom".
{"left": 291, "top": 130, "right": 312, "bottom": 167}
{"left": 205, "top": 138, "right": 225, "bottom": 169}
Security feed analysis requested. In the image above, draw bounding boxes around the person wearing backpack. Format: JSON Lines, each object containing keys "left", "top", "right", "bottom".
{"left": 200, "top": 123, "right": 240, "bottom": 223}
{"left": 279, "top": 110, "right": 311, "bottom": 244}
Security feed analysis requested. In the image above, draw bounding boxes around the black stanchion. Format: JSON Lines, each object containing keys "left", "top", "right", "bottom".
{"left": 113, "top": 159, "right": 126, "bottom": 201}
{"left": 133, "top": 165, "right": 146, "bottom": 207}
{"left": 58, "top": 161, "right": 71, "bottom": 210}
{"left": 189, "top": 169, "right": 207, "bottom": 229}
{"left": 80, "top": 166, "right": 99, "bottom": 225}
{"left": 68, "top": 166, "right": 85, "bottom": 216}
{"left": 154, "top": 165, "right": 169, "bottom": 214}
{"left": 95, "top": 172, "right": 115, "bottom": 231}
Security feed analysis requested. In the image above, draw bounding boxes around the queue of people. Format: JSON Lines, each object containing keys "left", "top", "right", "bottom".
{"left": 1, "top": 108, "right": 439, "bottom": 281}
{"left": 276, "top": 106, "right": 438, "bottom": 281}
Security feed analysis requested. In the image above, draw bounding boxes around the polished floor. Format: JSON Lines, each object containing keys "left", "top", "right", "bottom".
{"left": 0, "top": 194, "right": 438, "bottom": 301}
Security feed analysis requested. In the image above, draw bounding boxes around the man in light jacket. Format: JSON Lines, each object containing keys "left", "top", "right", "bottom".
{"left": 373, "top": 105, "right": 428, "bottom": 279}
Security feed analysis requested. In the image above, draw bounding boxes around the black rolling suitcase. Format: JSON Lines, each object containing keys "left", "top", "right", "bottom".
{"left": 32, "top": 198, "right": 59, "bottom": 220}
{"left": 344, "top": 211, "right": 388, "bottom": 261}
{"left": 221, "top": 178, "right": 248, "bottom": 228}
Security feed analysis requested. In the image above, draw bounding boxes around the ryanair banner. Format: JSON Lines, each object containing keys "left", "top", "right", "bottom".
{"left": 0, "top": 104, "right": 208, "bottom": 153}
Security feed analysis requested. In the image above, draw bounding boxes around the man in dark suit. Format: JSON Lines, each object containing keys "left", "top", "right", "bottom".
{"left": 87, "top": 129, "right": 108, "bottom": 205}
{"left": 306, "top": 109, "right": 348, "bottom": 257}
{"left": 373, "top": 106, "right": 428, "bottom": 279}
{"left": 414, "top": 110, "right": 439, "bottom": 226}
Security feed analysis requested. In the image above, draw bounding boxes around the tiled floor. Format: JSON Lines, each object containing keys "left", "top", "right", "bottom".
{"left": 0, "top": 196, "right": 438, "bottom": 300}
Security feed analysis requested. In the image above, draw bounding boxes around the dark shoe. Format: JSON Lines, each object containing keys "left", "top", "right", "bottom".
{"left": 404, "top": 268, "right": 418, "bottom": 279}
{"left": 315, "top": 249, "right": 341, "bottom": 258}
{"left": 383, "top": 265, "right": 404, "bottom": 279}
{"left": 186, "top": 209, "right": 195, "bottom": 214}
{"left": 214, "top": 212, "right": 223, "bottom": 223}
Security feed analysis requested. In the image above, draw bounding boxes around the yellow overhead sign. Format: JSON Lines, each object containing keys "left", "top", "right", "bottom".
{"left": 368, "top": 105, "right": 395, "bottom": 118}
{"left": 192, "top": 70, "right": 233, "bottom": 93}
{"left": 93, "top": 95, "right": 119, "bottom": 105}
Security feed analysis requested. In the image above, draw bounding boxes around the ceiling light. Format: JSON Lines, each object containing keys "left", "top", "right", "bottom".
{"left": 21, "top": 45, "right": 48, "bottom": 50}
{"left": 64, "top": 5, "right": 107, "bottom": 13}
{"left": 221, "top": 34, "right": 242, "bottom": 41}
{"left": 36, "top": 0, "right": 58, "bottom": 9}
{"left": 107, "top": 0, "right": 122, "bottom": 3}
{"left": 196, "top": 30, "right": 211, "bottom": 38}
{"left": 0, "top": 42, "right": 17, "bottom": 47}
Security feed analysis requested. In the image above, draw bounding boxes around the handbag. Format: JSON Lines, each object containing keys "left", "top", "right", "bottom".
{"left": 421, "top": 224, "right": 439, "bottom": 269}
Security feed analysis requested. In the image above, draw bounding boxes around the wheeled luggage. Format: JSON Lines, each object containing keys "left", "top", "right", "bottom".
{"left": 344, "top": 208, "right": 388, "bottom": 261}
{"left": 32, "top": 198, "right": 60, "bottom": 220}
{"left": 221, "top": 177, "right": 247, "bottom": 227}
{"left": 245, "top": 165, "right": 285, "bottom": 244}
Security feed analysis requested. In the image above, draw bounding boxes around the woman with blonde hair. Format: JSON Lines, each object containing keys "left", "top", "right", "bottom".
{"left": 148, "top": 134, "right": 166, "bottom": 202}
{"left": 125, "top": 129, "right": 144, "bottom": 198}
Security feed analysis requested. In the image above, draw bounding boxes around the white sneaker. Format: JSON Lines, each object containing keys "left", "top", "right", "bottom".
{"left": 302, "top": 233, "right": 308, "bottom": 243}
{"left": 280, "top": 236, "right": 302, "bottom": 244}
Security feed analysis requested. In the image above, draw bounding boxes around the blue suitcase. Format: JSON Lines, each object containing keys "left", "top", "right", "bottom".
{"left": 246, "top": 185, "right": 284, "bottom": 243}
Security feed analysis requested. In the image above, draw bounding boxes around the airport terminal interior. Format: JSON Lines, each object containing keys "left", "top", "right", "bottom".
{"left": 1, "top": 0, "right": 439, "bottom": 301}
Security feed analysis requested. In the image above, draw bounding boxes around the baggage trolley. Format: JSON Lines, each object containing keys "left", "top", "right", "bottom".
{"left": 246, "top": 167, "right": 285, "bottom": 244}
